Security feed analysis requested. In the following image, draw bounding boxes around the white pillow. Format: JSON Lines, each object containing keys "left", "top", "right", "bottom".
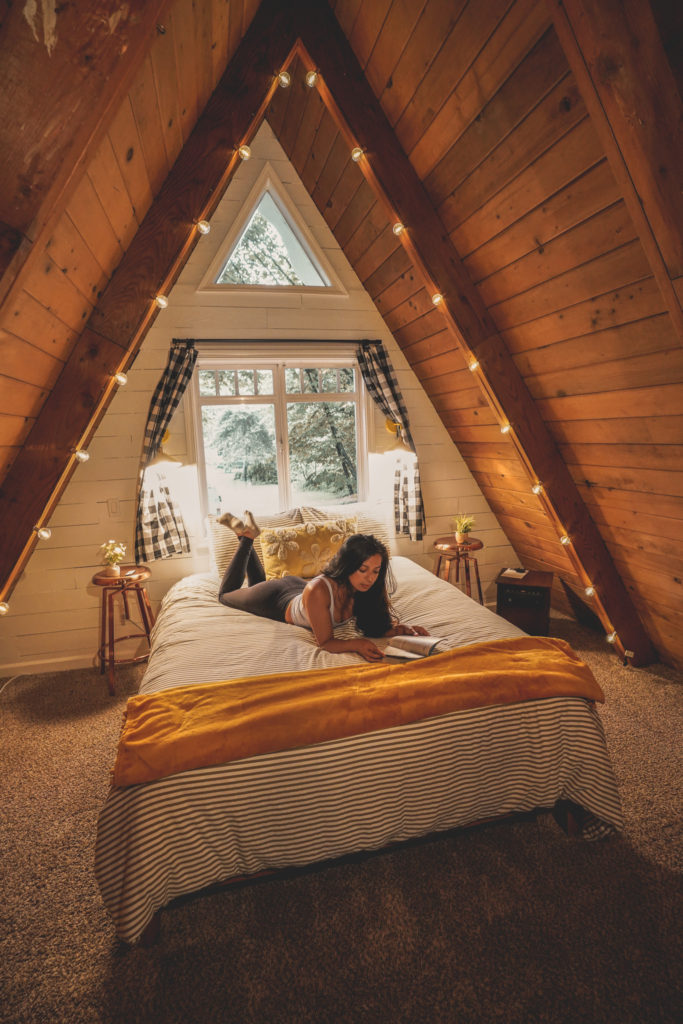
{"left": 207, "top": 509, "right": 303, "bottom": 576}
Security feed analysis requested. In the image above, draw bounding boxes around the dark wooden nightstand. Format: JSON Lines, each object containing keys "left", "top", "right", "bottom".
{"left": 495, "top": 569, "right": 554, "bottom": 635}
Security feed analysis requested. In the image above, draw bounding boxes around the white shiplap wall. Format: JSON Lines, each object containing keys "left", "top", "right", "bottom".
{"left": 0, "top": 123, "right": 518, "bottom": 677}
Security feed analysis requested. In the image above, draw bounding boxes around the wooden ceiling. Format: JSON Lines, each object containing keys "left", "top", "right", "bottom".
{"left": 0, "top": 0, "right": 681, "bottom": 669}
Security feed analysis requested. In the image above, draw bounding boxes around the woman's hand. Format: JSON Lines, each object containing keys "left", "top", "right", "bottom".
{"left": 353, "top": 638, "right": 385, "bottom": 662}
{"left": 390, "top": 623, "right": 429, "bottom": 637}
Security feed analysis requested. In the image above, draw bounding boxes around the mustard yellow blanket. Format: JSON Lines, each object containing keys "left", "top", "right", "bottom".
{"left": 112, "top": 636, "right": 603, "bottom": 787}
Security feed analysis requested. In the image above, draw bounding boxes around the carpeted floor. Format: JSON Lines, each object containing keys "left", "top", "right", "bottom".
{"left": 1, "top": 617, "right": 681, "bottom": 1024}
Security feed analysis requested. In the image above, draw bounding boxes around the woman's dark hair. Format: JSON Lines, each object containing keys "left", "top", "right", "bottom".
{"left": 323, "top": 533, "right": 396, "bottom": 636}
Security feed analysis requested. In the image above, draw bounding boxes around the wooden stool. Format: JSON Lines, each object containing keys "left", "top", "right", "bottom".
{"left": 433, "top": 536, "right": 484, "bottom": 604}
{"left": 92, "top": 564, "right": 155, "bottom": 695}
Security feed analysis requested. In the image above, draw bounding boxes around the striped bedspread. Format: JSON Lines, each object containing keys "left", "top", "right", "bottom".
{"left": 95, "top": 557, "right": 623, "bottom": 944}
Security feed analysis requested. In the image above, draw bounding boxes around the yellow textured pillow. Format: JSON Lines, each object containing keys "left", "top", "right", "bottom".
{"left": 262, "top": 519, "right": 357, "bottom": 579}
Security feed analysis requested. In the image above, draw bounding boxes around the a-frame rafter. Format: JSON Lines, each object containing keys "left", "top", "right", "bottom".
{"left": 0, "top": 0, "right": 655, "bottom": 665}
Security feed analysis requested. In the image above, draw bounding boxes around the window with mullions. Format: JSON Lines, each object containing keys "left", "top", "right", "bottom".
{"left": 195, "top": 360, "right": 366, "bottom": 516}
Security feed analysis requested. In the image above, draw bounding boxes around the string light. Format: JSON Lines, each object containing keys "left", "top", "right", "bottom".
{"left": 305, "top": 69, "right": 319, "bottom": 87}
{"left": 431, "top": 292, "right": 443, "bottom": 306}
{"left": 196, "top": 220, "right": 211, "bottom": 235}
{"left": 531, "top": 483, "right": 543, "bottom": 495}
{"left": 500, "top": 424, "right": 511, "bottom": 434}
{"left": 114, "top": 372, "right": 128, "bottom": 386}
{"left": 34, "top": 526, "right": 52, "bottom": 540}
{"left": 468, "top": 360, "right": 479, "bottom": 372}
{"left": 559, "top": 535, "right": 571, "bottom": 546}
{"left": 350, "top": 146, "right": 364, "bottom": 162}
{"left": 392, "top": 222, "right": 405, "bottom": 236}
{"left": 155, "top": 294, "right": 169, "bottom": 309}
{"left": 584, "top": 585, "right": 595, "bottom": 597}
{"left": 606, "top": 631, "right": 617, "bottom": 644}
{"left": 277, "top": 70, "right": 291, "bottom": 88}
{"left": 238, "top": 144, "right": 252, "bottom": 160}
{"left": 73, "top": 449, "right": 90, "bottom": 463}
{"left": 0, "top": 601, "right": 9, "bottom": 616}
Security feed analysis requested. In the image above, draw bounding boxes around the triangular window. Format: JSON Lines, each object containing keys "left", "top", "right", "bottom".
{"left": 216, "top": 189, "right": 329, "bottom": 288}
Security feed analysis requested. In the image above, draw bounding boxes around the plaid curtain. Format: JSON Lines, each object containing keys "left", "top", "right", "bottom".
{"left": 356, "top": 341, "right": 426, "bottom": 541}
{"left": 135, "top": 340, "right": 198, "bottom": 562}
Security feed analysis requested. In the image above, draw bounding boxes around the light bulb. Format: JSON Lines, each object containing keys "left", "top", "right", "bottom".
{"left": 35, "top": 526, "right": 52, "bottom": 540}
{"left": 606, "top": 631, "right": 617, "bottom": 644}
{"left": 500, "top": 424, "right": 511, "bottom": 434}
{"left": 74, "top": 449, "right": 90, "bottom": 463}
{"left": 468, "top": 360, "right": 479, "bottom": 372}
{"left": 431, "top": 292, "right": 443, "bottom": 306}
{"left": 305, "top": 70, "right": 319, "bottom": 87}
{"left": 351, "top": 146, "right": 364, "bottom": 162}
{"left": 392, "top": 222, "right": 405, "bottom": 235}
{"left": 560, "top": 535, "right": 571, "bottom": 546}
{"left": 238, "top": 144, "right": 251, "bottom": 160}
{"left": 584, "top": 586, "right": 595, "bottom": 597}
{"left": 277, "top": 70, "right": 291, "bottom": 87}
{"left": 114, "top": 371, "right": 128, "bottom": 386}
{"left": 196, "top": 220, "right": 211, "bottom": 235}
{"left": 531, "top": 483, "right": 543, "bottom": 495}
{"left": 0, "top": 601, "right": 9, "bottom": 615}
{"left": 155, "top": 294, "right": 169, "bottom": 309}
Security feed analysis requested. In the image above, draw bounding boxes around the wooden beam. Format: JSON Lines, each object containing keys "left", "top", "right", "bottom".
{"left": 0, "top": 0, "right": 297, "bottom": 600}
{"left": 548, "top": 0, "right": 683, "bottom": 341}
{"left": 294, "top": 0, "right": 655, "bottom": 665}
{"left": 0, "top": 0, "right": 172, "bottom": 306}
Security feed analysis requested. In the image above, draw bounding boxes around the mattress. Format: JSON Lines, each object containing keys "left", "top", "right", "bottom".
{"left": 95, "top": 557, "right": 623, "bottom": 944}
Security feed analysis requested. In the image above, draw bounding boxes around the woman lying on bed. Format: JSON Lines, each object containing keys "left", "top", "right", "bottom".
{"left": 218, "top": 512, "right": 428, "bottom": 662}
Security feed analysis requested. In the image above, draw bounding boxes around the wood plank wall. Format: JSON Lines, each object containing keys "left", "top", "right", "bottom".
{"left": 325, "top": 0, "right": 682, "bottom": 665}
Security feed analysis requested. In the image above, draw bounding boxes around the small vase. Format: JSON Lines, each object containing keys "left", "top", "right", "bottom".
{"left": 101, "top": 564, "right": 121, "bottom": 577}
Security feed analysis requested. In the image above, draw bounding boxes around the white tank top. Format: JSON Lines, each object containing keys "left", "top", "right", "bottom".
{"left": 287, "top": 576, "right": 352, "bottom": 630}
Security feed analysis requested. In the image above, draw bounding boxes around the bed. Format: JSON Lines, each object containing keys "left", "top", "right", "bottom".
{"left": 95, "top": 547, "right": 623, "bottom": 945}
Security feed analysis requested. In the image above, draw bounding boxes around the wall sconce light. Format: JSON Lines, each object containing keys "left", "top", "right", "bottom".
{"left": 155, "top": 294, "right": 169, "bottom": 309}
{"left": 0, "top": 601, "right": 9, "bottom": 616}
{"left": 431, "top": 292, "right": 443, "bottom": 306}
{"left": 606, "top": 631, "right": 617, "bottom": 644}
{"left": 196, "top": 220, "right": 211, "bottom": 235}
{"left": 500, "top": 424, "right": 511, "bottom": 434}
{"left": 350, "top": 146, "right": 364, "bottom": 162}
{"left": 531, "top": 483, "right": 543, "bottom": 495}
{"left": 559, "top": 535, "right": 571, "bottom": 546}
{"left": 468, "top": 360, "right": 479, "bottom": 372}
{"left": 73, "top": 449, "right": 90, "bottom": 463}
{"left": 34, "top": 526, "right": 52, "bottom": 540}
{"left": 146, "top": 430, "right": 181, "bottom": 469}
{"left": 277, "top": 70, "right": 291, "bottom": 88}
{"left": 113, "top": 371, "right": 128, "bottom": 386}
{"left": 238, "top": 144, "right": 252, "bottom": 160}
{"left": 392, "top": 222, "right": 405, "bottom": 236}
{"left": 584, "top": 585, "right": 595, "bottom": 597}
{"left": 305, "top": 70, "right": 319, "bottom": 88}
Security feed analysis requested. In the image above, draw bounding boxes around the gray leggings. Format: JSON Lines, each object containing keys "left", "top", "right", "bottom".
{"left": 218, "top": 536, "right": 305, "bottom": 622}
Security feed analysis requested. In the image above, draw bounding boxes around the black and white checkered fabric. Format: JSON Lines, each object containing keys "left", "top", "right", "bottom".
{"left": 356, "top": 341, "right": 426, "bottom": 541}
{"left": 135, "top": 340, "right": 197, "bottom": 562}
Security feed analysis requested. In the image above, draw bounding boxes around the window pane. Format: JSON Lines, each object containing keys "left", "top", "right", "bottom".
{"left": 302, "top": 368, "right": 319, "bottom": 393}
{"left": 339, "top": 367, "right": 355, "bottom": 392}
{"left": 321, "top": 369, "right": 338, "bottom": 392}
{"left": 287, "top": 401, "right": 357, "bottom": 505}
{"left": 201, "top": 404, "right": 278, "bottom": 514}
{"left": 256, "top": 369, "right": 274, "bottom": 395}
{"left": 237, "top": 369, "right": 255, "bottom": 395}
{"left": 198, "top": 370, "right": 217, "bottom": 396}
{"left": 217, "top": 370, "right": 236, "bottom": 396}
{"left": 285, "top": 368, "right": 301, "bottom": 393}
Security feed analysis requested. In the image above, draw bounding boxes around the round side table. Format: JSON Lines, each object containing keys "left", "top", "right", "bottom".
{"left": 92, "top": 564, "right": 155, "bottom": 695}
{"left": 433, "top": 536, "right": 484, "bottom": 604}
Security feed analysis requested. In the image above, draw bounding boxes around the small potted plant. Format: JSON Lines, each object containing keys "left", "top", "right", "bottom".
{"left": 100, "top": 539, "right": 127, "bottom": 577}
{"left": 453, "top": 514, "right": 475, "bottom": 544}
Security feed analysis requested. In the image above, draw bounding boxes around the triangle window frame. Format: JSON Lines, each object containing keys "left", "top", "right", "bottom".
{"left": 199, "top": 161, "right": 346, "bottom": 296}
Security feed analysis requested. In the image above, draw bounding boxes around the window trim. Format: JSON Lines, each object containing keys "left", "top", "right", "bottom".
{"left": 187, "top": 342, "right": 371, "bottom": 520}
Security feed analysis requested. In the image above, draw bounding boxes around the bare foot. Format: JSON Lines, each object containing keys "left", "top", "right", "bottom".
{"left": 243, "top": 510, "right": 261, "bottom": 537}
{"left": 218, "top": 512, "right": 245, "bottom": 533}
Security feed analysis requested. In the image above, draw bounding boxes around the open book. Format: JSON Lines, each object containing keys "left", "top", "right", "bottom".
{"left": 384, "top": 634, "right": 444, "bottom": 660}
